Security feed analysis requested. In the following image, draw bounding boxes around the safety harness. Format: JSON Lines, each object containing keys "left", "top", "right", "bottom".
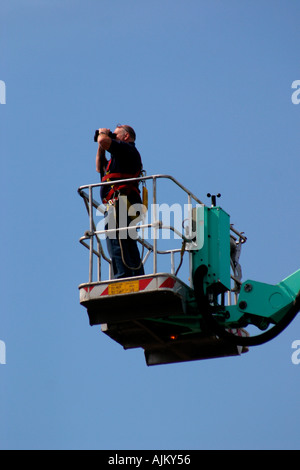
{"left": 101, "top": 159, "right": 142, "bottom": 204}
{"left": 102, "top": 159, "right": 145, "bottom": 273}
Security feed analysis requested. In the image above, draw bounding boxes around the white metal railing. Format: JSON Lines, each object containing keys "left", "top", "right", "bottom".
{"left": 78, "top": 174, "right": 202, "bottom": 283}
{"left": 78, "top": 175, "right": 247, "bottom": 302}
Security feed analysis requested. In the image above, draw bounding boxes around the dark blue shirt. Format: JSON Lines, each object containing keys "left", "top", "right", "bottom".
{"left": 100, "top": 139, "right": 143, "bottom": 204}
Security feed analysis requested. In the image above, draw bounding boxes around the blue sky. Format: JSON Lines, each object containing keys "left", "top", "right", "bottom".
{"left": 1, "top": 0, "right": 300, "bottom": 450}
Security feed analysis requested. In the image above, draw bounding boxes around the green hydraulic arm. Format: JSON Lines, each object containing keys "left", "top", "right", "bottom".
{"left": 193, "top": 265, "right": 300, "bottom": 347}
{"left": 191, "top": 201, "right": 300, "bottom": 346}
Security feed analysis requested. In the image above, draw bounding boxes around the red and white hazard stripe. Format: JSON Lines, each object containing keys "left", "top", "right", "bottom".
{"left": 79, "top": 275, "right": 185, "bottom": 302}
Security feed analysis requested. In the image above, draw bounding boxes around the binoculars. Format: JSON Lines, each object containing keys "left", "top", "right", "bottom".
{"left": 94, "top": 130, "right": 116, "bottom": 142}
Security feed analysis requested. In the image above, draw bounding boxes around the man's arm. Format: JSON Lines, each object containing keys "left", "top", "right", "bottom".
{"left": 95, "top": 144, "right": 108, "bottom": 176}
{"left": 96, "top": 128, "right": 112, "bottom": 176}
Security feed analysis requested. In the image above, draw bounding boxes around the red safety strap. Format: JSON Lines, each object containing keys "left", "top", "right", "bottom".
{"left": 103, "top": 185, "right": 140, "bottom": 204}
{"left": 102, "top": 171, "right": 140, "bottom": 182}
{"left": 102, "top": 161, "right": 142, "bottom": 203}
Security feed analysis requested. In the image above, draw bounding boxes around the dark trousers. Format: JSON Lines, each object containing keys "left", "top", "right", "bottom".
{"left": 105, "top": 205, "right": 145, "bottom": 279}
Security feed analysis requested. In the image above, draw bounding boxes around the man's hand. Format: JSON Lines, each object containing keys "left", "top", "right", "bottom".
{"left": 97, "top": 128, "right": 112, "bottom": 150}
{"left": 97, "top": 128, "right": 110, "bottom": 142}
{"left": 99, "top": 128, "right": 110, "bottom": 135}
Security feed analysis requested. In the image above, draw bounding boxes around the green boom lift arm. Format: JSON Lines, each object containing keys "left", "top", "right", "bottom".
{"left": 193, "top": 266, "right": 300, "bottom": 347}
{"left": 191, "top": 202, "right": 300, "bottom": 346}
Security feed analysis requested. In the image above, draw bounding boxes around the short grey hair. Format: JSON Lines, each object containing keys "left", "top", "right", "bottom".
{"left": 117, "top": 124, "right": 136, "bottom": 141}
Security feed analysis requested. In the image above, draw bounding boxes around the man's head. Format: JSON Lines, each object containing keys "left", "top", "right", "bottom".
{"left": 114, "top": 124, "right": 136, "bottom": 143}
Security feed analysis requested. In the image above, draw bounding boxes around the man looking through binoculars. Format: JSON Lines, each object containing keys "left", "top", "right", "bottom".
{"left": 95, "top": 124, "right": 145, "bottom": 279}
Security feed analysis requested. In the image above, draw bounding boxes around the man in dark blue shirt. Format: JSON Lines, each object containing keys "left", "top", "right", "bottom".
{"left": 96, "top": 124, "right": 145, "bottom": 279}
